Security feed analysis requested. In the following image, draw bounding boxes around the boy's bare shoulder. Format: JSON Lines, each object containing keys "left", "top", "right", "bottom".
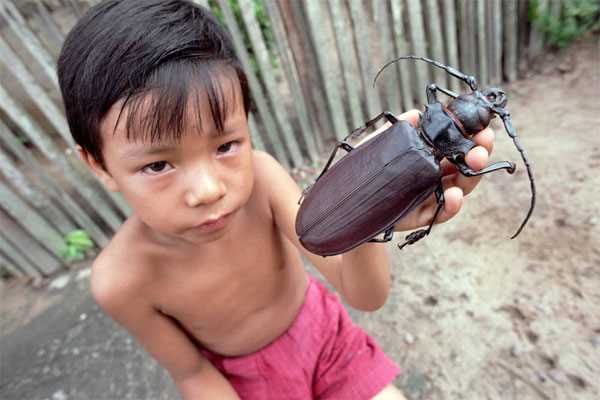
{"left": 90, "top": 218, "right": 156, "bottom": 314}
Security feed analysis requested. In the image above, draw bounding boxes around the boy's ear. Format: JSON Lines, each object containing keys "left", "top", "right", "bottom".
{"left": 76, "top": 146, "right": 119, "bottom": 192}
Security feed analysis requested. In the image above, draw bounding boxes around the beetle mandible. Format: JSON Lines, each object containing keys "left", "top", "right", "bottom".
{"left": 295, "top": 56, "right": 536, "bottom": 256}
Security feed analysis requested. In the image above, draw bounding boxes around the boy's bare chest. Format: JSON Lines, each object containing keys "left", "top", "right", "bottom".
{"left": 150, "top": 216, "right": 307, "bottom": 355}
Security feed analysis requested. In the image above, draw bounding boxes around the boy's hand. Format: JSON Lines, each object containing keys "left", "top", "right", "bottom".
{"left": 390, "top": 109, "right": 495, "bottom": 232}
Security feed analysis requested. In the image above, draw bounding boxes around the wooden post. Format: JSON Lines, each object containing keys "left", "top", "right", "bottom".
{"left": 390, "top": 0, "right": 415, "bottom": 110}
{"left": 349, "top": 0, "right": 382, "bottom": 118}
{"left": 0, "top": 2, "right": 59, "bottom": 90}
{"left": 503, "top": 0, "right": 518, "bottom": 82}
{"left": 263, "top": 1, "right": 319, "bottom": 161}
{"left": 441, "top": 0, "right": 461, "bottom": 93}
{"left": 238, "top": 0, "right": 303, "bottom": 166}
{"left": 0, "top": 120, "right": 110, "bottom": 246}
{"left": 0, "top": 82, "right": 124, "bottom": 232}
{"left": 458, "top": 0, "right": 477, "bottom": 77}
{"left": 425, "top": 0, "right": 448, "bottom": 88}
{"left": 489, "top": 0, "right": 503, "bottom": 84}
{"left": 303, "top": 0, "right": 348, "bottom": 140}
{"left": 328, "top": 0, "right": 365, "bottom": 128}
{"left": 215, "top": 0, "right": 290, "bottom": 168}
{"left": 374, "top": 1, "right": 400, "bottom": 112}
{"left": 405, "top": 0, "right": 428, "bottom": 105}
{"left": 476, "top": 0, "right": 488, "bottom": 86}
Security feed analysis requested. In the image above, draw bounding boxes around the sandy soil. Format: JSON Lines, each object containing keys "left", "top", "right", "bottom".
{"left": 1, "top": 37, "right": 598, "bottom": 400}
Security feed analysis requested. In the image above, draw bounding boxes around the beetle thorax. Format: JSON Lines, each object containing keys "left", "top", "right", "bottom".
{"left": 445, "top": 93, "right": 494, "bottom": 135}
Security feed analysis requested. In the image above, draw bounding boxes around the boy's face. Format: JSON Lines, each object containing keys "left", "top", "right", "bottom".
{"left": 84, "top": 76, "right": 254, "bottom": 246}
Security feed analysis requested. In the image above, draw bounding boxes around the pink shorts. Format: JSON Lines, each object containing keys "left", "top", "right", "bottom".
{"left": 200, "top": 275, "right": 400, "bottom": 399}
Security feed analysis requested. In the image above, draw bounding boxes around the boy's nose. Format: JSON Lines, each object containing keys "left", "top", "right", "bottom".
{"left": 184, "top": 170, "right": 226, "bottom": 207}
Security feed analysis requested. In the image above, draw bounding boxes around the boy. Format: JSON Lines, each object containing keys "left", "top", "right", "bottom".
{"left": 57, "top": 1, "right": 495, "bottom": 398}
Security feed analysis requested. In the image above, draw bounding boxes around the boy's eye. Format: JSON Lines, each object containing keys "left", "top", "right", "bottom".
{"left": 141, "top": 161, "right": 172, "bottom": 175}
{"left": 217, "top": 140, "right": 239, "bottom": 155}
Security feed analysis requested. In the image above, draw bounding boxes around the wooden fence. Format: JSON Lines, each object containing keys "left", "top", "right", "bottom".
{"left": 0, "top": 0, "right": 561, "bottom": 282}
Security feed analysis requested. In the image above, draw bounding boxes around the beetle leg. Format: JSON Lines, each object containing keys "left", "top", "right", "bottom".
{"left": 348, "top": 111, "right": 398, "bottom": 140}
{"left": 491, "top": 108, "right": 536, "bottom": 239}
{"left": 426, "top": 84, "right": 458, "bottom": 104}
{"left": 369, "top": 226, "right": 395, "bottom": 243}
{"left": 452, "top": 156, "right": 516, "bottom": 177}
{"left": 398, "top": 185, "right": 445, "bottom": 250}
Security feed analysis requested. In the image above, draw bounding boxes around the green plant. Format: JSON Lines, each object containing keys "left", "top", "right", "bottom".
{"left": 530, "top": 0, "right": 600, "bottom": 48}
{"left": 60, "top": 230, "right": 95, "bottom": 262}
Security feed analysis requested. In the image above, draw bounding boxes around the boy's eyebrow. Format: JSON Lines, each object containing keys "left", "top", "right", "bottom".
{"left": 121, "top": 144, "right": 177, "bottom": 159}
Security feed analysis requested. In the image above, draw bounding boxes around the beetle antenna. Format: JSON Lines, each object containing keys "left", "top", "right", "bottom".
{"left": 374, "top": 56, "right": 478, "bottom": 91}
{"left": 493, "top": 107, "right": 536, "bottom": 238}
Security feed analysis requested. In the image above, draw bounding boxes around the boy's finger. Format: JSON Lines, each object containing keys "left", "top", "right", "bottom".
{"left": 397, "top": 109, "right": 421, "bottom": 128}
{"left": 472, "top": 127, "right": 495, "bottom": 155}
{"left": 435, "top": 186, "right": 463, "bottom": 224}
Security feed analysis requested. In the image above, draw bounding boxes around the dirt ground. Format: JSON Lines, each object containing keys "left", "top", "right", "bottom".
{"left": 1, "top": 37, "right": 599, "bottom": 400}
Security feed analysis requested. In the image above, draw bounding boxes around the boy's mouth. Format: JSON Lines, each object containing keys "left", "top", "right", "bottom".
{"left": 191, "top": 211, "right": 234, "bottom": 234}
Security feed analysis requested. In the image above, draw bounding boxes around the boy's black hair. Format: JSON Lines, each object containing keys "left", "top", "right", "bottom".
{"left": 57, "top": 0, "right": 251, "bottom": 167}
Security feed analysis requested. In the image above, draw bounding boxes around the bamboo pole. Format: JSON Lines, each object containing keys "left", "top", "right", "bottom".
{"left": 503, "top": 0, "right": 518, "bottom": 82}
{"left": 390, "top": 0, "right": 415, "bottom": 110}
{"left": 425, "top": 0, "right": 448, "bottom": 87}
{"left": 0, "top": 82, "right": 123, "bottom": 232}
{"left": 0, "top": 180, "right": 65, "bottom": 265}
{"left": 405, "top": 0, "right": 428, "bottom": 105}
{"left": 303, "top": 0, "right": 348, "bottom": 140}
{"left": 263, "top": 0, "right": 319, "bottom": 161}
{"left": 0, "top": 119, "right": 110, "bottom": 246}
{"left": 215, "top": 0, "right": 290, "bottom": 168}
{"left": 0, "top": 209, "right": 59, "bottom": 277}
{"left": 441, "top": 0, "right": 461, "bottom": 93}
{"left": 0, "top": 34, "right": 73, "bottom": 146}
{"left": 328, "top": 0, "right": 365, "bottom": 128}
{"left": 458, "top": 0, "right": 477, "bottom": 77}
{"left": 349, "top": 0, "right": 382, "bottom": 119}
{"left": 374, "top": 1, "right": 399, "bottom": 112}
{"left": 476, "top": 0, "right": 488, "bottom": 86}
{"left": 489, "top": 0, "right": 503, "bottom": 84}
{"left": 0, "top": 2, "right": 59, "bottom": 90}
{"left": 0, "top": 144, "right": 76, "bottom": 234}
{"left": 238, "top": 0, "right": 303, "bottom": 166}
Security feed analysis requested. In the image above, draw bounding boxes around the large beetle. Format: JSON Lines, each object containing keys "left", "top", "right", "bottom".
{"left": 295, "top": 56, "right": 535, "bottom": 256}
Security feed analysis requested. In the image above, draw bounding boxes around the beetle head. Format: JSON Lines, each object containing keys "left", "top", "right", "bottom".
{"left": 481, "top": 87, "right": 507, "bottom": 108}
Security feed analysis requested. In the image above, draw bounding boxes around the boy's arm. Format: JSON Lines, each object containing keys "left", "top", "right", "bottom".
{"left": 90, "top": 267, "right": 240, "bottom": 400}
{"left": 258, "top": 110, "right": 494, "bottom": 311}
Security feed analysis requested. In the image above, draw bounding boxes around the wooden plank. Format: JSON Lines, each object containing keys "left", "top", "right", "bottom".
{"left": 303, "top": 0, "right": 348, "bottom": 140}
{"left": 0, "top": 250, "right": 28, "bottom": 279}
{"left": 215, "top": 0, "right": 290, "bottom": 168}
{"left": 0, "top": 180, "right": 65, "bottom": 269}
{"left": 374, "top": 1, "right": 400, "bottom": 112}
{"left": 238, "top": 0, "right": 303, "bottom": 166}
{"left": 424, "top": 0, "right": 448, "bottom": 87}
{"left": 0, "top": 34, "right": 74, "bottom": 146}
{"left": 405, "top": 0, "right": 428, "bottom": 105}
{"left": 328, "top": 0, "right": 365, "bottom": 128}
{"left": 0, "top": 82, "right": 124, "bottom": 232}
{"left": 0, "top": 2, "right": 59, "bottom": 90}
{"left": 0, "top": 228, "right": 44, "bottom": 279}
{"left": 277, "top": 0, "right": 332, "bottom": 148}
{"left": 503, "top": 0, "right": 518, "bottom": 82}
{"left": 489, "top": 0, "right": 503, "bottom": 84}
{"left": 390, "top": 0, "right": 415, "bottom": 110}
{"left": 34, "top": 0, "right": 65, "bottom": 54}
{"left": 248, "top": 113, "right": 265, "bottom": 152}
{"left": 263, "top": 0, "right": 319, "bottom": 161}
{"left": 441, "top": 0, "right": 461, "bottom": 93}
{"left": 0, "top": 144, "right": 76, "bottom": 234}
{"left": 349, "top": 0, "right": 382, "bottom": 118}
{"left": 458, "top": 0, "right": 477, "bottom": 77}
{"left": 0, "top": 209, "right": 60, "bottom": 277}
{"left": 528, "top": 0, "right": 549, "bottom": 61}
{"left": 0, "top": 119, "right": 110, "bottom": 246}
{"left": 476, "top": 0, "right": 488, "bottom": 86}
{"left": 517, "top": 0, "right": 530, "bottom": 77}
